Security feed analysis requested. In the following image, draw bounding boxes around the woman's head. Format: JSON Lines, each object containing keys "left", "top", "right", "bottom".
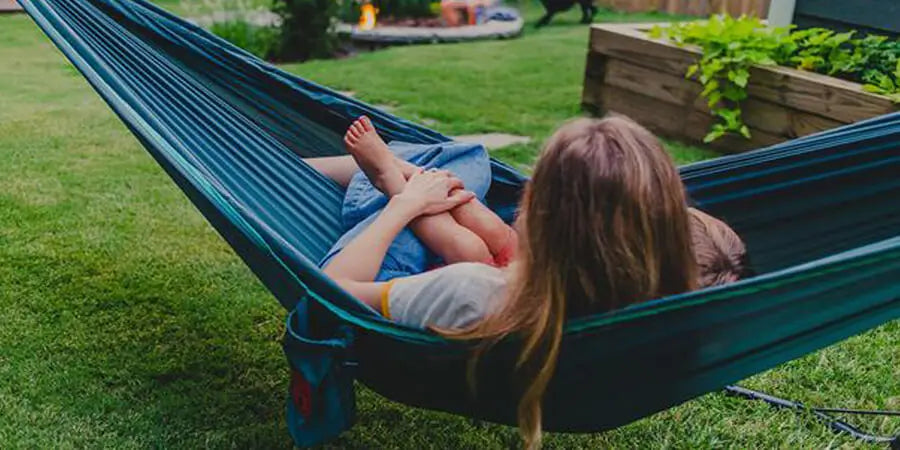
{"left": 689, "top": 207, "right": 750, "bottom": 287}
{"left": 517, "top": 116, "right": 697, "bottom": 315}
{"left": 459, "top": 116, "right": 697, "bottom": 447}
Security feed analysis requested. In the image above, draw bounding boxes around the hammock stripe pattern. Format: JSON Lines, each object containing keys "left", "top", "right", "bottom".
{"left": 21, "top": 0, "right": 900, "bottom": 445}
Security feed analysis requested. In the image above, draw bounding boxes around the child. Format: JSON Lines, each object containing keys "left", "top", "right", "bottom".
{"left": 689, "top": 207, "right": 751, "bottom": 287}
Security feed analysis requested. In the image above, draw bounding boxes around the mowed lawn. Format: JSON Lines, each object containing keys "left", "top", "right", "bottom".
{"left": 1, "top": 2, "right": 897, "bottom": 448}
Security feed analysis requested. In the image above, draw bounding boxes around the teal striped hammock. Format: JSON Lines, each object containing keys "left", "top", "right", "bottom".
{"left": 21, "top": 0, "right": 900, "bottom": 446}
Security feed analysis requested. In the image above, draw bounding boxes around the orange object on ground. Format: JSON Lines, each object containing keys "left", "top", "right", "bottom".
{"left": 440, "top": 0, "right": 492, "bottom": 26}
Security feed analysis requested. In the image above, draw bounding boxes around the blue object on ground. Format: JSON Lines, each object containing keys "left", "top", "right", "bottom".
{"left": 485, "top": 6, "right": 520, "bottom": 21}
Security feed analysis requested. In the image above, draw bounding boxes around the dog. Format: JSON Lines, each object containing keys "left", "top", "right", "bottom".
{"left": 535, "top": 0, "right": 597, "bottom": 27}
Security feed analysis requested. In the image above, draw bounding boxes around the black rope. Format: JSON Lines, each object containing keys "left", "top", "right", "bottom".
{"left": 724, "top": 385, "right": 899, "bottom": 447}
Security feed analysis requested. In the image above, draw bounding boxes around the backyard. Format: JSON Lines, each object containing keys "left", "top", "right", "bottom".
{"left": 0, "top": 1, "right": 897, "bottom": 448}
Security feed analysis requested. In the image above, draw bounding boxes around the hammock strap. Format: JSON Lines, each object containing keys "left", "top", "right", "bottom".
{"left": 724, "top": 385, "right": 899, "bottom": 446}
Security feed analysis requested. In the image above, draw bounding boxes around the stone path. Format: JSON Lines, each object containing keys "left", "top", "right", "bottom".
{"left": 453, "top": 133, "right": 531, "bottom": 150}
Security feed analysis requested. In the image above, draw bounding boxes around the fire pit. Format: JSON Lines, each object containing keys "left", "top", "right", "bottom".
{"left": 337, "top": 0, "right": 523, "bottom": 46}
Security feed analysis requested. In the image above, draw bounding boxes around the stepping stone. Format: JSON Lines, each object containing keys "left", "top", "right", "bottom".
{"left": 453, "top": 133, "right": 531, "bottom": 150}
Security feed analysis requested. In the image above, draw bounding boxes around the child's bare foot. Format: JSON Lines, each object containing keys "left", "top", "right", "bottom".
{"left": 344, "top": 116, "right": 406, "bottom": 195}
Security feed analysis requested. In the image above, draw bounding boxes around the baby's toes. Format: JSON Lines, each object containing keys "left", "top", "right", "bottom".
{"left": 360, "top": 116, "right": 374, "bottom": 132}
{"left": 354, "top": 120, "right": 369, "bottom": 135}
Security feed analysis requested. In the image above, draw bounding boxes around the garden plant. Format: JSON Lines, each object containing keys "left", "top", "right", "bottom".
{"left": 651, "top": 15, "right": 900, "bottom": 142}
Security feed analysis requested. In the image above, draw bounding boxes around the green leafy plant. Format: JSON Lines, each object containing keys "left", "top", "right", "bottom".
{"left": 650, "top": 16, "right": 790, "bottom": 142}
{"left": 272, "top": 0, "right": 339, "bottom": 61}
{"left": 863, "top": 60, "right": 900, "bottom": 102}
{"left": 651, "top": 16, "right": 900, "bottom": 142}
{"left": 211, "top": 20, "right": 281, "bottom": 60}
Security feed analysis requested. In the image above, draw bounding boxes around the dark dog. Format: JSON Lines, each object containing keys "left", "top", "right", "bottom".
{"left": 535, "top": 0, "right": 597, "bottom": 27}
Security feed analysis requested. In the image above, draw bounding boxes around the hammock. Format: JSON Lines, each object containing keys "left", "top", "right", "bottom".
{"left": 21, "top": 0, "right": 900, "bottom": 446}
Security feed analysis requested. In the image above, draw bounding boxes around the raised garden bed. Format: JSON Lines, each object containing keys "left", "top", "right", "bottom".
{"left": 582, "top": 23, "right": 899, "bottom": 152}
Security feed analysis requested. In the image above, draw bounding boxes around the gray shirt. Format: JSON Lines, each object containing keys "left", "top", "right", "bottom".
{"left": 382, "top": 262, "right": 508, "bottom": 329}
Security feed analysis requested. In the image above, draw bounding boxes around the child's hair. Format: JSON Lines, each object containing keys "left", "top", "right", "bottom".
{"left": 688, "top": 208, "right": 750, "bottom": 287}
{"left": 448, "top": 116, "right": 697, "bottom": 448}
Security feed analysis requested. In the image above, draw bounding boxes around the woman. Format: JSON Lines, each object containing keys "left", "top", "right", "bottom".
{"left": 313, "top": 115, "right": 699, "bottom": 447}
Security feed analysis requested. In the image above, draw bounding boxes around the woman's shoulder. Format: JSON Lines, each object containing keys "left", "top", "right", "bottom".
{"left": 437, "top": 261, "right": 506, "bottom": 279}
{"left": 387, "top": 263, "right": 507, "bottom": 329}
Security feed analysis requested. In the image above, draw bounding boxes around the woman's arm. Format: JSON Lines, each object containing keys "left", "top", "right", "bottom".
{"left": 323, "top": 170, "right": 474, "bottom": 310}
{"left": 323, "top": 197, "right": 419, "bottom": 300}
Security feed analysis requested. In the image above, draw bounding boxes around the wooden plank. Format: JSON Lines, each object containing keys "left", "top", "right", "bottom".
{"left": 589, "top": 24, "right": 697, "bottom": 77}
{"left": 582, "top": 52, "right": 609, "bottom": 113}
{"left": 595, "top": 0, "right": 770, "bottom": 15}
{"left": 597, "top": 85, "right": 689, "bottom": 137}
{"left": 684, "top": 110, "right": 783, "bottom": 152}
{"left": 603, "top": 58, "right": 699, "bottom": 106}
{"left": 745, "top": 64, "right": 896, "bottom": 123}
{"left": 596, "top": 84, "right": 781, "bottom": 152}
{"left": 691, "top": 95, "right": 844, "bottom": 138}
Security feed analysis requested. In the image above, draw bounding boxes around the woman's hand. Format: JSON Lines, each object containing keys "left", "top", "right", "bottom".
{"left": 394, "top": 169, "right": 475, "bottom": 216}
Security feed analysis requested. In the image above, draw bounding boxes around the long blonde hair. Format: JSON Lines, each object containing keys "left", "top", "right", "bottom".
{"left": 448, "top": 117, "right": 698, "bottom": 448}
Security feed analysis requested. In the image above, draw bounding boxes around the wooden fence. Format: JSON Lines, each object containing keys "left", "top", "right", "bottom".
{"left": 596, "top": 0, "right": 770, "bottom": 17}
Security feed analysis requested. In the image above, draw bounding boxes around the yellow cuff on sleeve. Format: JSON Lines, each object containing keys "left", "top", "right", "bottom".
{"left": 380, "top": 280, "right": 396, "bottom": 319}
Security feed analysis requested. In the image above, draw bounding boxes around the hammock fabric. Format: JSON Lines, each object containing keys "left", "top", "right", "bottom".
{"left": 21, "top": 0, "right": 900, "bottom": 446}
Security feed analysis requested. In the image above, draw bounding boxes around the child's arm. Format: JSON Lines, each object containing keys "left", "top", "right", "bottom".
{"left": 323, "top": 197, "right": 419, "bottom": 307}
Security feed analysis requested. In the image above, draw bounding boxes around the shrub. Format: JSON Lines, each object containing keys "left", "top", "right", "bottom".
{"left": 338, "top": 0, "right": 360, "bottom": 23}
{"left": 651, "top": 16, "right": 900, "bottom": 142}
{"left": 377, "top": 0, "right": 435, "bottom": 18}
{"left": 210, "top": 20, "right": 281, "bottom": 60}
{"left": 272, "top": 0, "right": 339, "bottom": 61}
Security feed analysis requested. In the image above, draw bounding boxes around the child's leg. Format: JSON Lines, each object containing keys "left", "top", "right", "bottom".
{"left": 304, "top": 155, "right": 361, "bottom": 188}
{"left": 344, "top": 116, "right": 493, "bottom": 264}
{"left": 451, "top": 199, "right": 518, "bottom": 265}
{"left": 305, "top": 155, "right": 418, "bottom": 188}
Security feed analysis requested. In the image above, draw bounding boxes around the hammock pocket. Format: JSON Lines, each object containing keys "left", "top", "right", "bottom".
{"left": 21, "top": 0, "right": 900, "bottom": 446}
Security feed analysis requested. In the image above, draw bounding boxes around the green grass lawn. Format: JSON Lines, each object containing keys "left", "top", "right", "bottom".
{"left": 1, "top": 2, "right": 897, "bottom": 448}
